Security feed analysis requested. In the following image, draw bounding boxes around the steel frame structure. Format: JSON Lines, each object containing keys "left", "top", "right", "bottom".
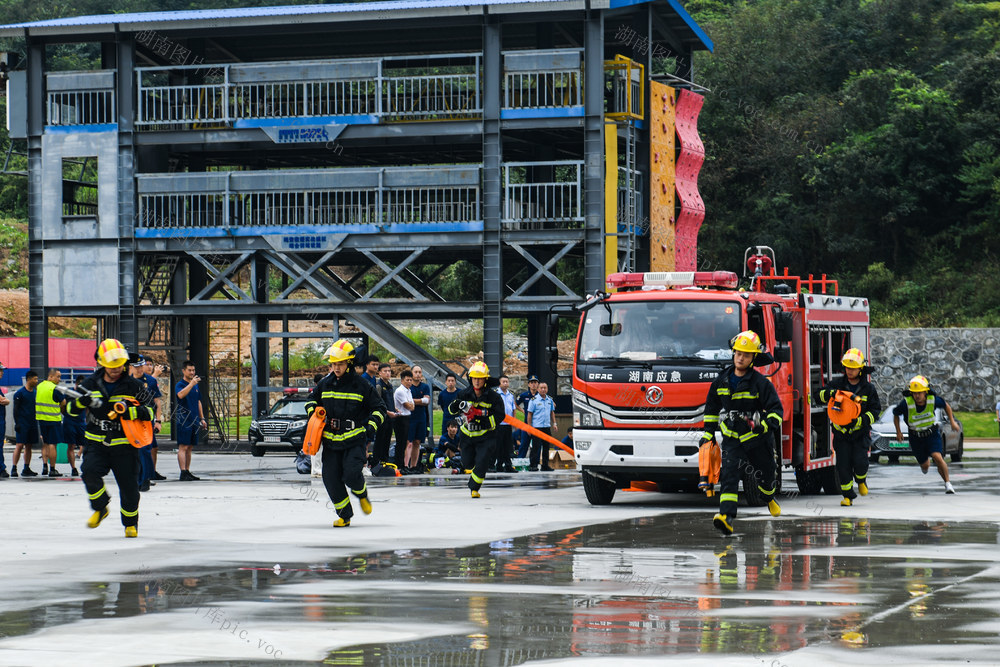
{"left": 5, "top": 0, "right": 710, "bottom": 421}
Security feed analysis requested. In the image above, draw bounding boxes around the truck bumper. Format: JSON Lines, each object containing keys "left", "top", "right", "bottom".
{"left": 572, "top": 429, "right": 704, "bottom": 470}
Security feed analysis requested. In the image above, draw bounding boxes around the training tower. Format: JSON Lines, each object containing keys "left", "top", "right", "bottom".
{"left": 1, "top": 0, "right": 711, "bottom": 426}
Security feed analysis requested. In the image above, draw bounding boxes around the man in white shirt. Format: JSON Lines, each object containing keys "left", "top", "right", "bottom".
{"left": 392, "top": 370, "right": 415, "bottom": 470}
{"left": 494, "top": 375, "right": 517, "bottom": 473}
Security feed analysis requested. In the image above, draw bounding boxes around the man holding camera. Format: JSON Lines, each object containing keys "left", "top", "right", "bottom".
{"left": 175, "top": 360, "right": 207, "bottom": 481}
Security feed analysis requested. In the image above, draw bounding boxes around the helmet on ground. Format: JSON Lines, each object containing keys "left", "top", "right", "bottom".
{"left": 730, "top": 330, "right": 763, "bottom": 354}
{"left": 908, "top": 375, "right": 930, "bottom": 393}
{"left": 468, "top": 361, "right": 490, "bottom": 378}
{"left": 842, "top": 348, "right": 865, "bottom": 369}
{"left": 324, "top": 339, "right": 355, "bottom": 363}
{"left": 96, "top": 339, "right": 129, "bottom": 368}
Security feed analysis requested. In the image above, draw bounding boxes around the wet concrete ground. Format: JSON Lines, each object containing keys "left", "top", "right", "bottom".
{"left": 1, "top": 452, "right": 999, "bottom": 666}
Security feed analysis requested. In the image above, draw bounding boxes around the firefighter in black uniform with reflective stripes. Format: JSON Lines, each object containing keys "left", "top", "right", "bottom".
{"left": 446, "top": 361, "right": 504, "bottom": 498}
{"left": 812, "top": 348, "right": 882, "bottom": 506}
{"left": 700, "top": 330, "right": 783, "bottom": 536}
{"left": 69, "top": 339, "right": 155, "bottom": 538}
{"left": 305, "top": 339, "right": 385, "bottom": 527}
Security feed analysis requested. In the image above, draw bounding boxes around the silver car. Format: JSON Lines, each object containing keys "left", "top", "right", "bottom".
{"left": 869, "top": 407, "right": 964, "bottom": 463}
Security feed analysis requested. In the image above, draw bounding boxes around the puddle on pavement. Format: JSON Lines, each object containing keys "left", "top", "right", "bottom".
{"left": 2, "top": 515, "right": 998, "bottom": 666}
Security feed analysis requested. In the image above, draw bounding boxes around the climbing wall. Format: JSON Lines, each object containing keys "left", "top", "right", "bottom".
{"left": 674, "top": 88, "right": 705, "bottom": 271}
{"left": 648, "top": 81, "right": 676, "bottom": 272}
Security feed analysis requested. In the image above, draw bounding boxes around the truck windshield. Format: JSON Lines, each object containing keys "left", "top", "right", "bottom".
{"left": 578, "top": 300, "right": 740, "bottom": 363}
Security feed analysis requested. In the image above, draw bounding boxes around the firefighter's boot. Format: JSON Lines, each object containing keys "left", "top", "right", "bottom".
{"left": 713, "top": 513, "right": 734, "bottom": 536}
{"left": 125, "top": 526, "right": 138, "bottom": 538}
{"left": 841, "top": 497, "right": 853, "bottom": 506}
{"left": 87, "top": 508, "right": 109, "bottom": 529}
{"left": 359, "top": 497, "right": 373, "bottom": 515}
{"left": 333, "top": 518, "right": 351, "bottom": 527}
{"left": 471, "top": 490, "right": 481, "bottom": 499}
{"left": 858, "top": 482, "right": 869, "bottom": 496}
{"left": 768, "top": 499, "right": 781, "bottom": 517}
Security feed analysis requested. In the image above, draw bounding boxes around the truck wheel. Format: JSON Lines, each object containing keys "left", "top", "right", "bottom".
{"left": 951, "top": 434, "right": 964, "bottom": 463}
{"left": 251, "top": 444, "right": 266, "bottom": 457}
{"left": 794, "top": 467, "right": 822, "bottom": 495}
{"left": 869, "top": 452, "right": 880, "bottom": 463}
{"left": 582, "top": 470, "right": 616, "bottom": 505}
{"left": 819, "top": 465, "right": 840, "bottom": 495}
{"left": 887, "top": 453, "right": 900, "bottom": 463}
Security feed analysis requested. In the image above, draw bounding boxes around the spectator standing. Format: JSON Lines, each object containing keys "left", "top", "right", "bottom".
{"left": 393, "top": 370, "right": 415, "bottom": 470}
{"left": 516, "top": 375, "right": 539, "bottom": 458}
{"left": 526, "top": 381, "right": 556, "bottom": 471}
{"left": 35, "top": 368, "right": 66, "bottom": 477}
{"left": 131, "top": 356, "right": 163, "bottom": 492}
{"left": 437, "top": 372, "right": 459, "bottom": 439}
{"left": 361, "top": 355, "right": 380, "bottom": 387}
{"left": 494, "top": 374, "right": 517, "bottom": 473}
{"left": 61, "top": 376, "right": 87, "bottom": 478}
{"left": 408, "top": 366, "right": 431, "bottom": 470}
{"left": 373, "top": 363, "right": 397, "bottom": 466}
{"left": 996, "top": 396, "right": 1000, "bottom": 438}
{"left": 175, "top": 360, "right": 207, "bottom": 481}
{"left": 0, "top": 363, "right": 9, "bottom": 479}
{"left": 893, "top": 375, "right": 959, "bottom": 494}
{"left": 146, "top": 359, "right": 167, "bottom": 481}
{"left": 11, "top": 371, "right": 39, "bottom": 477}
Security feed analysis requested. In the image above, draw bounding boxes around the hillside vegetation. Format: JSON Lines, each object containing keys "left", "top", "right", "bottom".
{"left": 1, "top": 0, "right": 999, "bottom": 326}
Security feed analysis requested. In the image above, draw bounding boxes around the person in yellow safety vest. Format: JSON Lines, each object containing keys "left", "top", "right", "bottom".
{"left": 35, "top": 368, "right": 68, "bottom": 478}
{"left": 446, "top": 361, "right": 505, "bottom": 498}
{"left": 67, "top": 339, "right": 156, "bottom": 538}
{"left": 304, "top": 339, "right": 386, "bottom": 527}
{"left": 812, "top": 348, "right": 882, "bottom": 506}
{"left": 700, "top": 330, "right": 783, "bottom": 536}
{"left": 892, "top": 375, "right": 960, "bottom": 494}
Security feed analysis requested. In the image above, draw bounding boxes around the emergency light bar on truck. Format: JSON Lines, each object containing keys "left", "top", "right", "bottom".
{"left": 607, "top": 271, "right": 739, "bottom": 290}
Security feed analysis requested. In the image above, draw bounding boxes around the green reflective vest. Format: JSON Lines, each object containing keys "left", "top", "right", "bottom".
{"left": 904, "top": 394, "right": 936, "bottom": 431}
{"left": 35, "top": 380, "right": 62, "bottom": 422}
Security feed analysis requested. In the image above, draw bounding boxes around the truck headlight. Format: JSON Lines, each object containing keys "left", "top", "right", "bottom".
{"left": 575, "top": 440, "right": 591, "bottom": 451}
{"left": 573, "top": 393, "right": 602, "bottom": 427}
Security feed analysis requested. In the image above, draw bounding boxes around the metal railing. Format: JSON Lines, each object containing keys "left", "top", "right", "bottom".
{"left": 502, "top": 161, "right": 584, "bottom": 228}
{"left": 503, "top": 70, "right": 581, "bottom": 110}
{"left": 47, "top": 89, "right": 116, "bottom": 126}
{"left": 137, "top": 166, "right": 483, "bottom": 230}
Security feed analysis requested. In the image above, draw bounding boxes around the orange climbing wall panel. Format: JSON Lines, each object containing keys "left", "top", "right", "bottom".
{"left": 649, "top": 81, "right": 676, "bottom": 271}
{"left": 674, "top": 88, "right": 705, "bottom": 271}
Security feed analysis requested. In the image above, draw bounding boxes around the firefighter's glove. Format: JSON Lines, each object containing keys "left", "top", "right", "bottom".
{"left": 752, "top": 421, "right": 768, "bottom": 436}
{"left": 305, "top": 404, "right": 316, "bottom": 418}
{"left": 365, "top": 424, "right": 377, "bottom": 441}
{"left": 699, "top": 435, "right": 714, "bottom": 447}
{"left": 76, "top": 394, "right": 93, "bottom": 408}
{"left": 848, "top": 417, "right": 865, "bottom": 433}
{"left": 121, "top": 406, "right": 145, "bottom": 421}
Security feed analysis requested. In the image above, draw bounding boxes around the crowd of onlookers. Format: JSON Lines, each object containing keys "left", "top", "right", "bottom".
{"left": 353, "top": 356, "right": 570, "bottom": 475}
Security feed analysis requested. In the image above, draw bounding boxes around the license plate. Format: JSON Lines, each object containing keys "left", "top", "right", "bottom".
{"left": 889, "top": 442, "right": 909, "bottom": 448}
{"left": 263, "top": 436, "right": 281, "bottom": 443}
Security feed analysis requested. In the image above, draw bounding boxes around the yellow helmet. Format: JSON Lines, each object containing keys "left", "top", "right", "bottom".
{"left": 908, "top": 375, "right": 930, "bottom": 393}
{"left": 468, "top": 361, "right": 490, "bottom": 378}
{"left": 324, "top": 339, "right": 355, "bottom": 363}
{"left": 96, "top": 338, "right": 129, "bottom": 368}
{"left": 730, "top": 330, "right": 763, "bottom": 354}
{"left": 842, "top": 348, "right": 865, "bottom": 369}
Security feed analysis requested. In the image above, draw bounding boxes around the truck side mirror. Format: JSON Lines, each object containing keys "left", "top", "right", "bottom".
{"left": 773, "top": 343, "right": 791, "bottom": 363}
{"left": 774, "top": 312, "right": 793, "bottom": 343}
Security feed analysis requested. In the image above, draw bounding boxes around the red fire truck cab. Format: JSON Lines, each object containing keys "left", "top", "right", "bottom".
{"left": 570, "top": 247, "right": 870, "bottom": 505}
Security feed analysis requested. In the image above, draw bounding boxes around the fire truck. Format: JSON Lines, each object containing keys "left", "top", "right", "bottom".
{"left": 567, "top": 246, "right": 870, "bottom": 505}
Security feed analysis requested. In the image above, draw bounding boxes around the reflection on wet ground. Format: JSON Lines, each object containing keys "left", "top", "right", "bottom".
{"left": 2, "top": 512, "right": 998, "bottom": 666}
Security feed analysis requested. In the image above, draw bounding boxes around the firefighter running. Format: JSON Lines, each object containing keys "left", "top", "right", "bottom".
{"left": 69, "top": 339, "right": 155, "bottom": 538}
{"left": 304, "top": 340, "right": 386, "bottom": 527}
{"left": 701, "top": 330, "right": 783, "bottom": 536}
{"left": 813, "top": 348, "right": 881, "bottom": 506}
{"left": 446, "top": 361, "right": 504, "bottom": 498}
